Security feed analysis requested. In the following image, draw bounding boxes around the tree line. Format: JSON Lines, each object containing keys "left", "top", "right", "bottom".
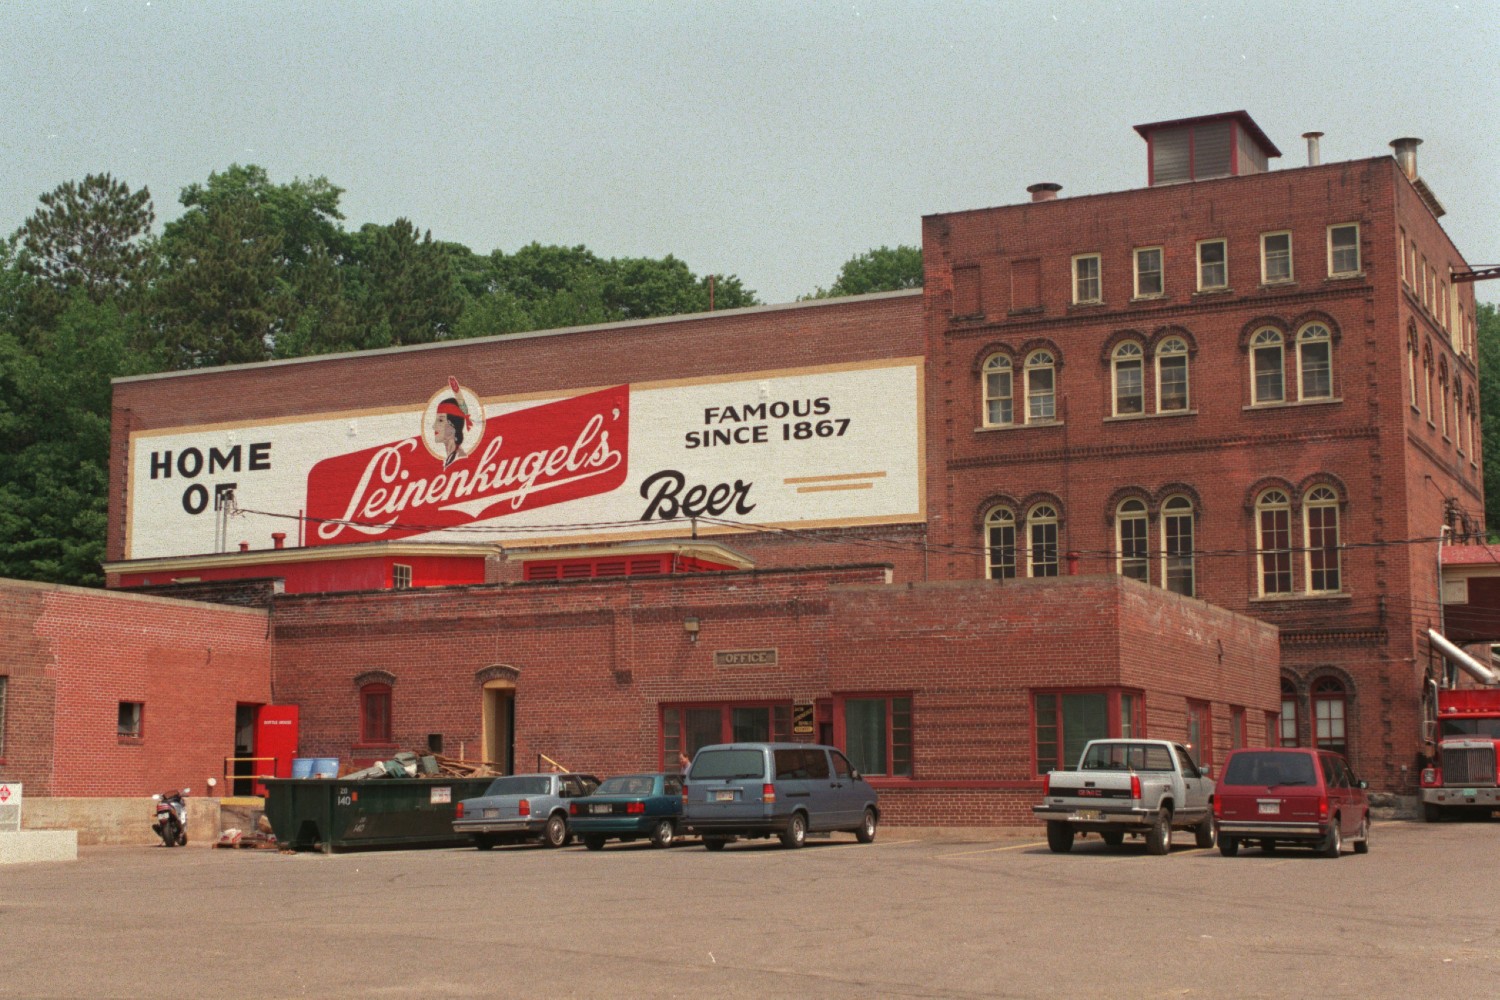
{"left": 0, "top": 168, "right": 923, "bottom": 585}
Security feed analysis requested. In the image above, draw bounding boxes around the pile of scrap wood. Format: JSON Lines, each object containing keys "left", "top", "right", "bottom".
{"left": 427, "top": 753, "right": 501, "bottom": 777}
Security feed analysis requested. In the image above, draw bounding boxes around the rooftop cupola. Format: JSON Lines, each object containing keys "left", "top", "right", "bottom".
{"left": 1134, "top": 110, "right": 1281, "bottom": 186}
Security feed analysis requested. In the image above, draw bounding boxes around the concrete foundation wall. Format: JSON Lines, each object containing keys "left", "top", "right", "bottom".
{"left": 23, "top": 796, "right": 224, "bottom": 846}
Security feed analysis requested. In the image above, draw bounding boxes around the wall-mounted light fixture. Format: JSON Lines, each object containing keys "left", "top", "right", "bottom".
{"left": 683, "top": 616, "right": 701, "bottom": 643}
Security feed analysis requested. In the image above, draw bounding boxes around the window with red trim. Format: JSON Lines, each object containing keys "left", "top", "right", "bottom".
{"left": 661, "top": 702, "right": 791, "bottom": 768}
{"left": 838, "top": 695, "right": 913, "bottom": 777}
{"left": 1279, "top": 678, "right": 1300, "bottom": 746}
{"left": 1186, "top": 699, "right": 1213, "bottom": 768}
{"left": 1230, "top": 705, "right": 1247, "bottom": 750}
{"left": 1033, "top": 689, "right": 1145, "bottom": 773}
{"left": 1312, "top": 677, "right": 1347, "bottom": 757}
{"left": 360, "top": 683, "right": 393, "bottom": 744}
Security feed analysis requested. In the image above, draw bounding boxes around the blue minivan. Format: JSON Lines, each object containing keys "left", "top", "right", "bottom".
{"left": 682, "top": 742, "right": 880, "bottom": 850}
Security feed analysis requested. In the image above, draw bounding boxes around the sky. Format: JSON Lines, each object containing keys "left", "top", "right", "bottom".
{"left": 3, "top": 1, "right": 1498, "bottom": 307}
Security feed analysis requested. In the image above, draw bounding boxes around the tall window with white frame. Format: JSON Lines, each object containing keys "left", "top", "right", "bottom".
{"left": 985, "top": 507, "right": 1017, "bottom": 580}
{"left": 1197, "top": 239, "right": 1228, "bottom": 291}
{"left": 1279, "top": 678, "right": 1299, "bottom": 746}
{"left": 1072, "top": 254, "right": 1101, "bottom": 304}
{"left": 1297, "top": 323, "right": 1333, "bottom": 399}
{"left": 1328, "top": 223, "right": 1360, "bottom": 276}
{"left": 1439, "top": 363, "right": 1450, "bottom": 438}
{"left": 1406, "top": 327, "right": 1419, "bottom": 409}
{"left": 1303, "top": 486, "right": 1341, "bottom": 593}
{"left": 1261, "top": 231, "right": 1293, "bottom": 283}
{"left": 1112, "top": 342, "right": 1145, "bottom": 415}
{"left": 982, "top": 354, "right": 1014, "bottom": 427}
{"left": 1027, "top": 504, "right": 1060, "bottom": 578}
{"left": 1251, "top": 328, "right": 1285, "bottom": 403}
{"left": 1116, "top": 499, "right": 1149, "bottom": 582}
{"left": 1134, "top": 247, "right": 1163, "bottom": 297}
{"left": 1156, "top": 337, "right": 1190, "bottom": 412}
{"left": 1256, "top": 489, "right": 1293, "bottom": 596}
{"left": 1161, "top": 496, "right": 1195, "bottom": 597}
{"left": 1025, "top": 350, "right": 1056, "bottom": 423}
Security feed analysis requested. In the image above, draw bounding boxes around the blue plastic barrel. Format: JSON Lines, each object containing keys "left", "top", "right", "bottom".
{"left": 312, "top": 758, "right": 340, "bottom": 778}
{"left": 290, "top": 758, "right": 315, "bottom": 779}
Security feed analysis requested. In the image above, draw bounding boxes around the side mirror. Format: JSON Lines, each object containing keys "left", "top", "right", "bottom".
{"left": 850, "top": 770, "right": 863, "bottom": 782}
{"left": 1202, "top": 765, "right": 1212, "bottom": 779}
{"left": 1358, "top": 780, "right": 1368, "bottom": 789}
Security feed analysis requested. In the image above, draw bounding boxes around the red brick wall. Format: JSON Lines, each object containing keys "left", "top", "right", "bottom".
{"left": 0, "top": 579, "right": 272, "bottom": 796}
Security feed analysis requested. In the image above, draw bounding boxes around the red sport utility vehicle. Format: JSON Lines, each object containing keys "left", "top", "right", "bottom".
{"left": 1212, "top": 748, "right": 1370, "bottom": 858}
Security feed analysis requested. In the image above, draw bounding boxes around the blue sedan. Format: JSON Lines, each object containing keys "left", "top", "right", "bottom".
{"left": 568, "top": 773, "right": 685, "bottom": 850}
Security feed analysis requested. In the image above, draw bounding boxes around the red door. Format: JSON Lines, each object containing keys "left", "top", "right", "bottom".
{"left": 254, "top": 705, "right": 300, "bottom": 796}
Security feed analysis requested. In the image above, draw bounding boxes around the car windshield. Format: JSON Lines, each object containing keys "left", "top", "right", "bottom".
{"left": 597, "top": 776, "right": 657, "bottom": 796}
{"left": 1223, "top": 752, "right": 1316, "bottom": 787}
{"left": 1441, "top": 718, "right": 1500, "bottom": 739}
{"left": 482, "top": 776, "right": 550, "bottom": 796}
{"left": 689, "top": 749, "right": 764, "bottom": 780}
{"left": 1079, "top": 743, "right": 1174, "bottom": 772}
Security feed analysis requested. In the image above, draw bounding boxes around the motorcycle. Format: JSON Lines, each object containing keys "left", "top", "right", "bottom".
{"left": 151, "top": 788, "right": 190, "bottom": 847}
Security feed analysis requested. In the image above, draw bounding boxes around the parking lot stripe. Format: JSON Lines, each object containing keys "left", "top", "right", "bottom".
{"left": 940, "top": 841, "right": 1044, "bottom": 857}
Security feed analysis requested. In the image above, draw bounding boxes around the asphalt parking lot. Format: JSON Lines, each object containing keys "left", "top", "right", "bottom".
{"left": 2, "top": 820, "right": 1498, "bottom": 999}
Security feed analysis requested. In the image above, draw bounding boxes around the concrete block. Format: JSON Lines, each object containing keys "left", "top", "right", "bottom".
{"left": 0, "top": 830, "right": 78, "bottom": 864}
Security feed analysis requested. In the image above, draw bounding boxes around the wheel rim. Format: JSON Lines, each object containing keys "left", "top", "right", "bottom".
{"left": 655, "top": 820, "right": 673, "bottom": 846}
{"left": 863, "top": 811, "right": 875, "bottom": 837}
{"left": 547, "top": 816, "right": 565, "bottom": 846}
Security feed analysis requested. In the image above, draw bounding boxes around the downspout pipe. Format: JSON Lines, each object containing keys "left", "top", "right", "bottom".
{"left": 1427, "top": 628, "right": 1499, "bottom": 686}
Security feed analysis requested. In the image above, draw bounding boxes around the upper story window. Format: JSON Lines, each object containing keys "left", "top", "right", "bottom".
{"left": 1255, "top": 489, "right": 1293, "bottom": 596}
{"left": 1116, "top": 499, "right": 1149, "bottom": 582}
{"left": 1406, "top": 327, "right": 1419, "bottom": 409}
{"left": 1197, "top": 239, "right": 1228, "bottom": 291}
{"left": 1251, "top": 328, "right": 1286, "bottom": 403}
{"left": 1073, "top": 254, "right": 1102, "bottom": 304}
{"left": 1134, "top": 247, "right": 1164, "bottom": 297}
{"left": 1296, "top": 323, "right": 1333, "bottom": 400}
{"left": 1027, "top": 503, "right": 1060, "bottom": 578}
{"left": 982, "top": 354, "right": 1014, "bottom": 427}
{"left": 1261, "top": 231, "right": 1293, "bottom": 284}
{"left": 985, "top": 506, "right": 1017, "bottom": 580}
{"left": 1161, "top": 495, "right": 1196, "bottom": 597}
{"left": 1112, "top": 342, "right": 1145, "bottom": 416}
{"left": 1328, "top": 223, "right": 1360, "bottom": 276}
{"left": 392, "top": 563, "right": 413, "bottom": 589}
{"left": 1156, "top": 337, "right": 1190, "bottom": 412}
{"left": 1303, "top": 486, "right": 1342, "bottom": 594}
{"left": 1025, "top": 350, "right": 1057, "bottom": 423}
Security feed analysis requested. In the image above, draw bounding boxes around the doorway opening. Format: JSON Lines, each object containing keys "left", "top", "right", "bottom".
{"left": 482, "top": 680, "right": 515, "bottom": 775}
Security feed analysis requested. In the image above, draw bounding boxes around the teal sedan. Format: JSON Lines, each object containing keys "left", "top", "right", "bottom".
{"left": 569, "top": 773, "right": 684, "bottom": 850}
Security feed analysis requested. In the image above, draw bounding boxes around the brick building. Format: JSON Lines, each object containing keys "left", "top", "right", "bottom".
{"left": 2, "top": 111, "right": 1479, "bottom": 819}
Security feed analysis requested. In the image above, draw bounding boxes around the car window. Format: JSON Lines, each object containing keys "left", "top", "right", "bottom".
{"left": 483, "top": 776, "right": 549, "bottom": 796}
{"left": 1173, "top": 746, "right": 1201, "bottom": 778}
{"left": 691, "top": 749, "right": 765, "bottom": 780}
{"left": 1320, "top": 756, "right": 1346, "bottom": 789}
{"left": 775, "top": 749, "right": 808, "bottom": 780}
{"left": 830, "top": 750, "right": 852, "bottom": 779}
{"left": 560, "top": 777, "right": 583, "bottom": 798}
{"left": 663, "top": 777, "right": 681, "bottom": 797}
{"left": 598, "top": 776, "right": 651, "bottom": 796}
{"left": 804, "top": 749, "right": 831, "bottom": 779}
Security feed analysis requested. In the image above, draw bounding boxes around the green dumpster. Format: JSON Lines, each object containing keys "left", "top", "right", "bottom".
{"left": 262, "top": 777, "right": 495, "bottom": 853}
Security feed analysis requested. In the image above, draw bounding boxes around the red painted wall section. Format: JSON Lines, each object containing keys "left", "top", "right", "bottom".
{"left": 0, "top": 579, "right": 272, "bottom": 796}
{"left": 117, "top": 553, "right": 487, "bottom": 594}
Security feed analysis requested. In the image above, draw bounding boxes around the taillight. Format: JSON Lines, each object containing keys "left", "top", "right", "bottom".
{"left": 518, "top": 799, "right": 530, "bottom": 816}
{"left": 1130, "top": 775, "right": 1142, "bottom": 800}
{"left": 1420, "top": 767, "right": 1438, "bottom": 787}
{"left": 762, "top": 783, "right": 776, "bottom": 804}
{"left": 1318, "top": 797, "right": 1329, "bottom": 821}
{"left": 626, "top": 802, "right": 645, "bottom": 814}
{"left": 1042, "top": 773, "right": 1050, "bottom": 796}
{"left": 569, "top": 803, "right": 580, "bottom": 816}
{"left": 1212, "top": 795, "right": 1221, "bottom": 819}
{"left": 681, "top": 784, "right": 689, "bottom": 806}
{"left": 455, "top": 802, "right": 465, "bottom": 819}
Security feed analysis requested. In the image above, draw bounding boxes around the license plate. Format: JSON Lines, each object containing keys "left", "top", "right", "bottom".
{"left": 1069, "top": 809, "right": 1101, "bottom": 822}
{"left": 1258, "top": 801, "right": 1280, "bottom": 815}
{"left": 483, "top": 808, "right": 499, "bottom": 818}
{"left": 1464, "top": 788, "right": 1477, "bottom": 799}
{"left": 591, "top": 804, "right": 613, "bottom": 814}
{"left": 713, "top": 790, "right": 736, "bottom": 802}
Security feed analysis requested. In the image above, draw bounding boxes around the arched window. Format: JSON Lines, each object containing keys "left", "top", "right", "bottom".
{"left": 1423, "top": 343, "right": 1434, "bottom": 418}
{"left": 1296, "top": 323, "right": 1332, "bottom": 400}
{"left": 1406, "top": 327, "right": 1419, "bottom": 409}
{"left": 1025, "top": 350, "right": 1057, "bottom": 423}
{"left": 1452, "top": 374, "right": 1462, "bottom": 447}
{"left": 1161, "top": 495, "right": 1195, "bottom": 596}
{"left": 1312, "top": 677, "right": 1348, "bottom": 757}
{"left": 360, "top": 682, "right": 393, "bottom": 745}
{"left": 1304, "top": 485, "right": 1342, "bottom": 593}
{"left": 1251, "top": 328, "right": 1285, "bottom": 403}
{"left": 1116, "top": 498, "right": 1149, "bottom": 582}
{"left": 1279, "top": 678, "right": 1300, "bottom": 747}
{"left": 1156, "top": 337, "right": 1189, "bottom": 413}
{"left": 984, "top": 507, "right": 1017, "bottom": 580}
{"left": 982, "top": 354, "right": 1014, "bottom": 427}
{"left": 1026, "top": 503, "right": 1059, "bottom": 578}
{"left": 1438, "top": 361, "right": 1450, "bottom": 438}
{"left": 1256, "top": 489, "right": 1293, "bottom": 596}
{"left": 1112, "top": 342, "right": 1145, "bottom": 416}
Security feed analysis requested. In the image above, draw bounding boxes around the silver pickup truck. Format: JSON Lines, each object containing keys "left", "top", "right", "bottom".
{"left": 1032, "top": 738, "right": 1215, "bottom": 855}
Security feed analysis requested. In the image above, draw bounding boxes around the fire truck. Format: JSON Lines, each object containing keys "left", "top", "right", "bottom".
{"left": 1420, "top": 629, "right": 1500, "bottom": 821}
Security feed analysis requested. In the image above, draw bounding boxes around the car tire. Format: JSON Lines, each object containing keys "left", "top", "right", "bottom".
{"left": 1320, "top": 818, "right": 1342, "bottom": 858}
{"left": 703, "top": 837, "right": 729, "bottom": 852}
{"left": 543, "top": 813, "right": 569, "bottom": 849}
{"left": 1353, "top": 814, "right": 1370, "bottom": 855}
{"left": 1423, "top": 801, "right": 1444, "bottom": 823}
{"left": 474, "top": 834, "right": 495, "bottom": 851}
{"left": 1100, "top": 831, "right": 1125, "bottom": 848}
{"left": 1194, "top": 813, "right": 1216, "bottom": 849}
{"left": 178, "top": 831, "right": 188, "bottom": 847}
{"left": 779, "top": 812, "right": 808, "bottom": 849}
{"left": 1218, "top": 835, "right": 1239, "bottom": 857}
{"left": 649, "top": 820, "right": 675, "bottom": 849}
{"left": 162, "top": 819, "right": 178, "bottom": 847}
{"left": 583, "top": 835, "right": 606, "bottom": 851}
{"left": 855, "top": 808, "right": 877, "bottom": 844}
{"left": 1046, "top": 822, "right": 1074, "bottom": 854}
{"left": 1145, "top": 809, "right": 1171, "bottom": 856}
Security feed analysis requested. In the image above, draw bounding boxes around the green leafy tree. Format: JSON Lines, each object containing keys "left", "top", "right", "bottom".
{"left": 803, "top": 244, "right": 923, "bottom": 299}
{"left": 16, "top": 173, "right": 155, "bottom": 303}
{"left": 1477, "top": 303, "right": 1500, "bottom": 535}
{"left": 346, "top": 219, "right": 466, "bottom": 349}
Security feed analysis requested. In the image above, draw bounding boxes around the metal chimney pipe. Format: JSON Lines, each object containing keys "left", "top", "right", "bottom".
{"left": 1302, "top": 131, "right": 1323, "bottom": 166}
{"left": 1390, "top": 137, "right": 1422, "bottom": 180}
{"left": 1027, "top": 182, "right": 1062, "bottom": 202}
